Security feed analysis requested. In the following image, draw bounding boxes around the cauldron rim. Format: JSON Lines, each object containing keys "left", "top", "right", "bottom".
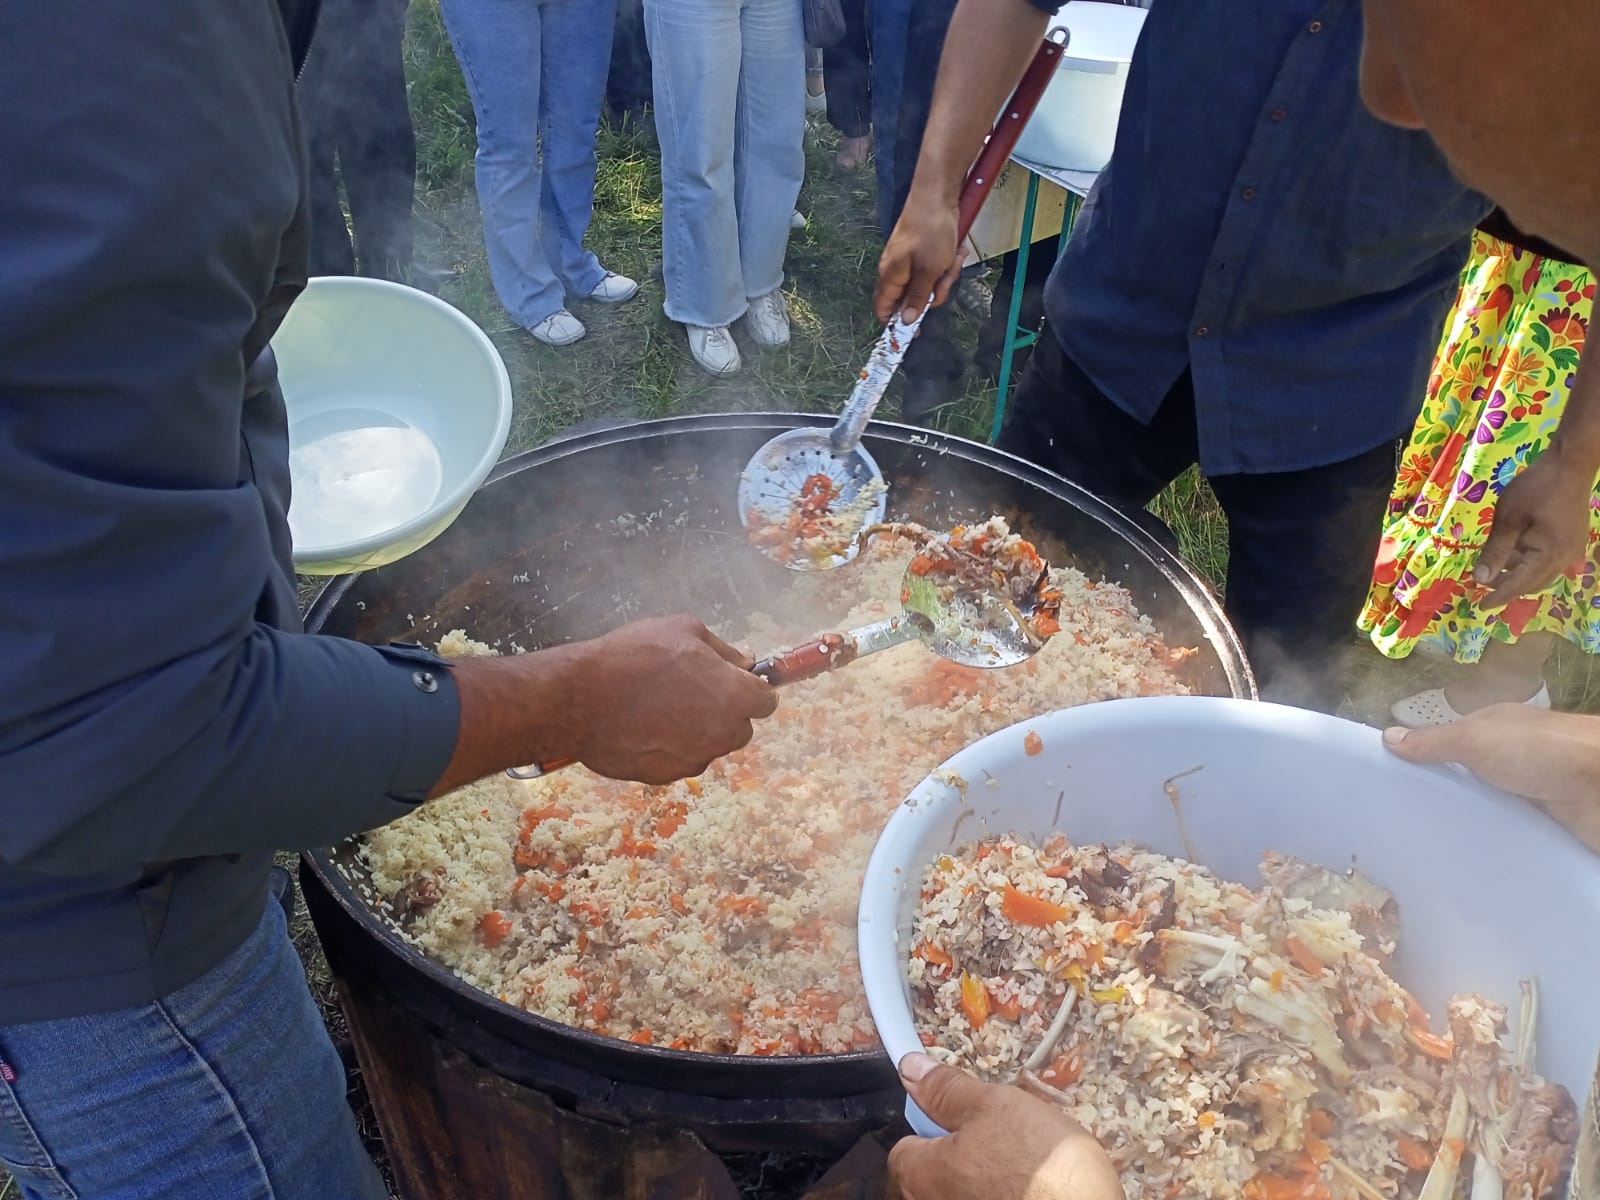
{"left": 301, "top": 413, "right": 1255, "bottom": 1100}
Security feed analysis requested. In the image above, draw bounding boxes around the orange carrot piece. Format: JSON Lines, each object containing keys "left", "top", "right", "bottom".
{"left": 1001, "top": 884, "right": 1070, "bottom": 928}
{"left": 958, "top": 972, "right": 990, "bottom": 1029}
{"left": 1041, "top": 1047, "right": 1084, "bottom": 1087}
{"left": 1284, "top": 935, "right": 1325, "bottom": 976}
{"left": 990, "top": 987, "right": 1024, "bottom": 1022}
{"left": 1407, "top": 1025, "right": 1455, "bottom": 1059}
{"left": 1023, "top": 730, "right": 1044, "bottom": 756}
{"left": 1394, "top": 1134, "right": 1434, "bottom": 1171}
{"left": 477, "top": 910, "right": 513, "bottom": 947}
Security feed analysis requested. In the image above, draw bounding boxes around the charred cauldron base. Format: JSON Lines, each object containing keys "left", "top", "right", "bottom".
{"left": 300, "top": 415, "right": 1253, "bottom": 1168}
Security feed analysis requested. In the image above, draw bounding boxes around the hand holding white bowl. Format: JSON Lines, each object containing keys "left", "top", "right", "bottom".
{"left": 428, "top": 615, "right": 779, "bottom": 795}
{"left": 887, "top": 1053, "right": 1124, "bottom": 1200}
{"left": 1384, "top": 705, "right": 1600, "bottom": 854}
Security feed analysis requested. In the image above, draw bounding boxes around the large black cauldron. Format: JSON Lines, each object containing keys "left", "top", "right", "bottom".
{"left": 301, "top": 414, "right": 1253, "bottom": 1155}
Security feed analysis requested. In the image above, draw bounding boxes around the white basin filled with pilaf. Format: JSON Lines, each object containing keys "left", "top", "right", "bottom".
{"left": 356, "top": 524, "right": 1197, "bottom": 1055}
{"left": 857, "top": 698, "right": 1600, "bottom": 1199}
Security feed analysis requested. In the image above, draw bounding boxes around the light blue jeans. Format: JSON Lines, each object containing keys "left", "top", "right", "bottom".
{"left": 441, "top": 0, "right": 617, "bottom": 328}
{"left": 645, "top": 0, "right": 805, "bottom": 328}
{"left": 0, "top": 901, "right": 385, "bottom": 1200}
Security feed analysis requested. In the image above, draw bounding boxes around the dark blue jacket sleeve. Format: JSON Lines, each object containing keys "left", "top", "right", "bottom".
{"left": 0, "top": 0, "right": 461, "bottom": 875}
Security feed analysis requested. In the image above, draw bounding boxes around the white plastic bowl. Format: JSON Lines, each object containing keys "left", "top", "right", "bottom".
{"left": 859, "top": 696, "right": 1600, "bottom": 1136}
{"left": 272, "top": 277, "right": 513, "bottom": 575}
{"left": 1013, "top": 2, "right": 1147, "bottom": 173}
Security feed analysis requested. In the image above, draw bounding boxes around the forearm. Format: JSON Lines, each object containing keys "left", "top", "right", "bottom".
{"left": 0, "top": 629, "right": 464, "bottom": 873}
{"left": 906, "top": 0, "right": 1053, "bottom": 209}
{"left": 428, "top": 646, "right": 597, "bottom": 798}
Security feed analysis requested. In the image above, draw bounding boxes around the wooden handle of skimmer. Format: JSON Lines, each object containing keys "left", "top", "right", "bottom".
{"left": 955, "top": 34, "right": 1069, "bottom": 241}
{"left": 751, "top": 633, "right": 861, "bottom": 687}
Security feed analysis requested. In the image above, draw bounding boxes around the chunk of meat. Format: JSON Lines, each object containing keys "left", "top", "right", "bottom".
{"left": 1259, "top": 853, "right": 1400, "bottom": 955}
{"left": 391, "top": 873, "right": 442, "bottom": 920}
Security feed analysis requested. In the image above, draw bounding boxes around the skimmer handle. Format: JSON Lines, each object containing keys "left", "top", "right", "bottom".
{"left": 506, "top": 756, "right": 577, "bottom": 780}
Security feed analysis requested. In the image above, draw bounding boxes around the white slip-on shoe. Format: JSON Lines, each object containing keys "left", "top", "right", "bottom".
{"left": 588, "top": 272, "right": 640, "bottom": 303}
{"left": 528, "top": 309, "right": 587, "bottom": 346}
{"left": 743, "top": 289, "right": 791, "bottom": 348}
{"left": 687, "top": 324, "right": 741, "bottom": 376}
{"left": 790, "top": 210, "right": 807, "bottom": 231}
{"left": 1390, "top": 682, "right": 1552, "bottom": 729}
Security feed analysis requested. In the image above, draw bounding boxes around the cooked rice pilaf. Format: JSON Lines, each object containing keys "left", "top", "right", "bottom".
{"left": 358, "top": 526, "right": 1193, "bottom": 1055}
{"left": 910, "top": 832, "right": 1577, "bottom": 1199}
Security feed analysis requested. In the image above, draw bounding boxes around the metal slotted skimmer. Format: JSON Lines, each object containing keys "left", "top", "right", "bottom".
{"left": 739, "top": 28, "right": 1070, "bottom": 571}
{"left": 507, "top": 556, "right": 1049, "bottom": 779}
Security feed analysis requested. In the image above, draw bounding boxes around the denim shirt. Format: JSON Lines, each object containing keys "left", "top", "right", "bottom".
{"left": 0, "top": 0, "right": 460, "bottom": 1021}
{"left": 1045, "top": 0, "right": 1493, "bottom": 475}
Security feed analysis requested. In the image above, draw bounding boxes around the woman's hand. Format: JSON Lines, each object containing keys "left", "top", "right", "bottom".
{"left": 1474, "top": 443, "right": 1595, "bottom": 608}
{"left": 1384, "top": 707, "right": 1600, "bottom": 853}
{"left": 887, "top": 1054, "right": 1125, "bottom": 1200}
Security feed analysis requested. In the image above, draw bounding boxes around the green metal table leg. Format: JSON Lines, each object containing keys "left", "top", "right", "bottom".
{"left": 990, "top": 171, "right": 1040, "bottom": 443}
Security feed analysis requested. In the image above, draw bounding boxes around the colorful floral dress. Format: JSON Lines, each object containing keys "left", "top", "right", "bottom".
{"left": 1359, "top": 231, "right": 1598, "bottom": 660}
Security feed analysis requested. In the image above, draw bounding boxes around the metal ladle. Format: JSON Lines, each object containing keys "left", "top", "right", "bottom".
{"left": 506, "top": 561, "right": 1046, "bottom": 778}
{"left": 738, "top": 28, "right": 1070, "bottom": 573}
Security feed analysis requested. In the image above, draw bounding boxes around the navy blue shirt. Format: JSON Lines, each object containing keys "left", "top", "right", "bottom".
{"left": 0, "top": 0, "right": 461, "bottom": 1021}
{"left": 1046, "top": 0, "right": 1492, "bottom": 475}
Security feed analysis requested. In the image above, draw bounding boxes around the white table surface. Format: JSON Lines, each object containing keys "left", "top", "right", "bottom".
{"left": 1008, "top": 153, "right": 1099, "bottom": 200}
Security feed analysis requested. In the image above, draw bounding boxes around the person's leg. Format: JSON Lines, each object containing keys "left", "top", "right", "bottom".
{"left": 538, "top": 0, "right": 618, "bottom": 299}
{"left": 998, "top": 329, "right": 1197, "bottom": 554}
{"left": 1443, "top": 630, "right": 1555, "bottom": 710}
{"left": 645, "top": 0, "right": 746, "bottom": 328}
{"left": 605, "top": 0, "right": 653, "bottom": 122}
{"left": 1208, "top": 441, "right": 1400, "bottom": 710}
{"left": 824, "top": 0, "right": 872, "bottom": 155}
{"left": 340, "top": 0, "right": 419, "bottom": 279}
{"left": 976, "top": 233, "right": 1061, "bottom": 380}
{"left": 298, "top": 0, "right": 358, "bottom": 276}
{"left": 733, "top": 0, "right": 806, "bottom": 306}
{"left": 0, "top": 903, "right": 385, "bottom": 1200}
{"left": 868, "top": 0, "right": 912, "bottom": 235}
{"left": 892, "top": 0, "right": 965, "bottom": 419}
{"left": 439, "top": 0, "right": 566, "bottom": 328}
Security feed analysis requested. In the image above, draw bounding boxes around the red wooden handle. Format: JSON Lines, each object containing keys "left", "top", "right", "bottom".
{"left": 752, "top": 633, "right": 859, "bottom": 687}
{"left": 956, "top": 38, "right": 1066, "bottom": 241}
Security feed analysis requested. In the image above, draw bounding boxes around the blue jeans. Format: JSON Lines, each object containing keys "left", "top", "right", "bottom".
{"left": 441, "top": 0, "right": 617, "bottom": 328}
{"left": 868, "top": 0, "right": 912, "bottom": 236}
{"left": 645, "top": 0, "right": 805, "bottom": 328}
{"left": 0, "top": 902, "right": 385, "bottom": 1200}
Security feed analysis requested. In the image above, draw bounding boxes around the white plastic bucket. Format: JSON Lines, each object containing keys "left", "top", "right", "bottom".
{"left": 858, "top": 696, "right": 1600, "bottom": 1137}
{"left": 1013, "top": 2, "right": 1148, "bottom": 172}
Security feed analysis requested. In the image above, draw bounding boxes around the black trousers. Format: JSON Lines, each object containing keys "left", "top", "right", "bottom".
{"left": 999, "top": 331, "right": 1397, "bottom": 709}
{"left": 890, "top": 0, "right": 965, "bottom": 386}
{"left": 299, "top": 0, "right": 417, "bottom": 278}
{"left": 823, "top": 0, "right": 871, "bottom": 139}
{"left": 606, "top": 0, "right": 653, "bottom": 122}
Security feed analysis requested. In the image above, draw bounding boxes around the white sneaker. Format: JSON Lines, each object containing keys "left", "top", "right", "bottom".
{"left": 790, "top": 210, "right": 807, "bottom": 231}
{"left": 1390, "top": 682, "right": 1551, "bottom": 729}
{"left": 528, "top": 309, "right": 586, "bottom": 346}
{"left": 687, "top": 324, "right": 741, "bottom": 376}
{"left": 743, "top": 290, "right": 790, "bottom": 348}
{"left": 588, "top": 272, "right": 640, "bottom": 304}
